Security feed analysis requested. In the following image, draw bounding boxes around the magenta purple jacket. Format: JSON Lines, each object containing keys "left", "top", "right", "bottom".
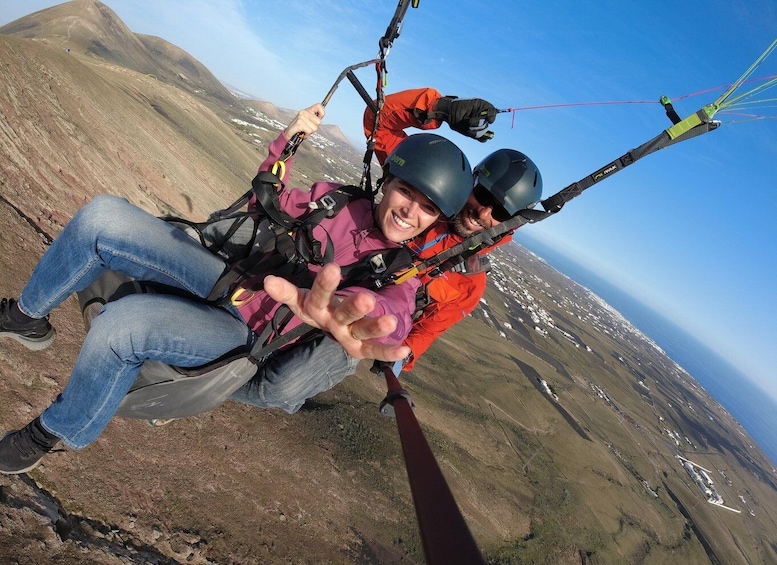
{"left": 232, "top": 133, "right": 420, "bottom": 345}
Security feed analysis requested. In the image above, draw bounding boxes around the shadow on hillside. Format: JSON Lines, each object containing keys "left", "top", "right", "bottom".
{"left": 510, "top": 356, "right": 592, "bottom": 442}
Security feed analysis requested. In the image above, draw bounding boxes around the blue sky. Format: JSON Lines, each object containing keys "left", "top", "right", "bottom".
{"left": 2, "top": 1, "right": 776, "bottom": 403}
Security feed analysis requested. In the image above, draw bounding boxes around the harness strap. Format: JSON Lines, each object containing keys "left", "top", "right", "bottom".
{"left": 207, "top": 184, "right": 374, "bottom": 305}
{"left": 252, "top": 171, "right": 296, "bottom": 228}
{"left": 246, "top": 320, "right": 320, "bottom": 365}
{"left": 207, "top": 215, "right": 253, "bottom": 256}
{"left": 339, "top": 246, "right": 415, "bottom": 288}
{"left": 207, "top": 191, "right": 253, "bottom": 222}
{"left": 207, "top": 252, "right": 286, "bottom": 304}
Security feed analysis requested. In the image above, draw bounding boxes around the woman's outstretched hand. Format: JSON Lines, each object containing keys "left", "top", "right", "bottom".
{"left": 264, "top": 263, "right": 412, "bottom": 361}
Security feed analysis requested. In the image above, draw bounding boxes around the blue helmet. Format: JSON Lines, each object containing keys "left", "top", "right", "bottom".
{"left": 384, "top": 133, "right": 472, "bottom": 217}
{"left": 473, "top": 149, "right": 542, "bottom": 215}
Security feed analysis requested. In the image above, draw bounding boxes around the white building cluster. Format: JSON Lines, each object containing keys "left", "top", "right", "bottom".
{"left": 678, "top": 456, "right": 725, "bottom": 506}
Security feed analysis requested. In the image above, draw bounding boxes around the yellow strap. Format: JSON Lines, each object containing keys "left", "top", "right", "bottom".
{"left": 393, "top": 266, "right": 420, "bottom": 285}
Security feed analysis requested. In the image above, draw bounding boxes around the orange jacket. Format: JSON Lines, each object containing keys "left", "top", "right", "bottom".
{"left": 404, "top": 225, "right": 513, "bottom": 370}
{"left": 402, "top": 224, "right": 487, "bottom": 370}
{"left": 364, "top": 88, "right": 514, "bottom": 371}
{"left": 363, "top": 87, "right": 445, "bottom": 164}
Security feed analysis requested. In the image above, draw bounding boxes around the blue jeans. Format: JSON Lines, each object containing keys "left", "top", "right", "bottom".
{"left": 231, "top": 335, "right": 359, "bottom": 414}
{"left": 17, "top": 196, "right": 253, "bottom": 449}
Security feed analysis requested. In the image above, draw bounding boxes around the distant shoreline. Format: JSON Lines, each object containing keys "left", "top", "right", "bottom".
{"left": 514, "top": 233, "right": 777, "bottom": 468}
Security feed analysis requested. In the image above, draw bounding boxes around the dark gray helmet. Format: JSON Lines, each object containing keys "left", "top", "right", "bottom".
{"left": 384, "top": 133, "right": 472, "bottom": 217}
{"left": 473, "top": 149, "right": 542, "bottom": 216}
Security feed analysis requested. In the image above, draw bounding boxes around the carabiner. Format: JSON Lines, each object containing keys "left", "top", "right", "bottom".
{"left": 230, "top": 287, "right": 255, "bottom": 307}
{"left": 271, "top": 160, "right": 286, "bottom": 180}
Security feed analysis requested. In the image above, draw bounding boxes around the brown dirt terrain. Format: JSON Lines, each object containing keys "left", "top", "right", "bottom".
{"left": 2, "top": 3, "right": 777, "bottom": 564}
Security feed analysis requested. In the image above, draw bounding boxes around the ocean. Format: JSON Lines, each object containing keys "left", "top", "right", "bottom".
{"left": 516, "top": 234, "right": 777, "bottom": 468}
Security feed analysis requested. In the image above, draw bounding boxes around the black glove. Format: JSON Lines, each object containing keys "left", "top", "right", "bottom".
{"left": 431, "top": 96, "right": 497, "bottom": 142}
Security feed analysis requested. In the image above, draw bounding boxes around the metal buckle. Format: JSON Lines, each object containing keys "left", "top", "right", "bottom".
{"left": 307, "top": 194, "right": 337, "bottom": 212}
{"left": 370, "top": 253, "right": 387, "bottom": 274}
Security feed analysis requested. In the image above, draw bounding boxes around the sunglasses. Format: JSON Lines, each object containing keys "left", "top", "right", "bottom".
{"left": 472, "top": 184, "right": 512, "bottom": 222}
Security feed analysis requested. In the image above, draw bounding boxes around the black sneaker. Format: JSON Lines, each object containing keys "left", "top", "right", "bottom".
{"left": 0, "top": 418, "right": 61, "bottom": 475}
{"left": 0, "top": 298, "right": 56, "bottom": 350}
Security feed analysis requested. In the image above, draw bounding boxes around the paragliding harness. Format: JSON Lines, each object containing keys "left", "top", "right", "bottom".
{"left": 76, "top": 0, "right": 421, "bottom": 421}
{"left": 201, "top": 175, "right": 411, "bottom": 308}
{"left": 77, "top": 168, "right": 416, "bottom": 420}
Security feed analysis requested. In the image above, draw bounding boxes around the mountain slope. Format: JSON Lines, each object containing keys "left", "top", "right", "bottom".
{"left": 0, "top": 32, "right": 258, "bottom": 230}
{"left": 0, "top": 0, "right": 236, "bottom": 109}
{"left": 1, "top": 0, "right": 158, "bottom": 73}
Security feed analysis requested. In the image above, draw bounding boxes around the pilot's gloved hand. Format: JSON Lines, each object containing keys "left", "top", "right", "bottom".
{"left": 431, "top": 95, "right": 497, "bottom": 142}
